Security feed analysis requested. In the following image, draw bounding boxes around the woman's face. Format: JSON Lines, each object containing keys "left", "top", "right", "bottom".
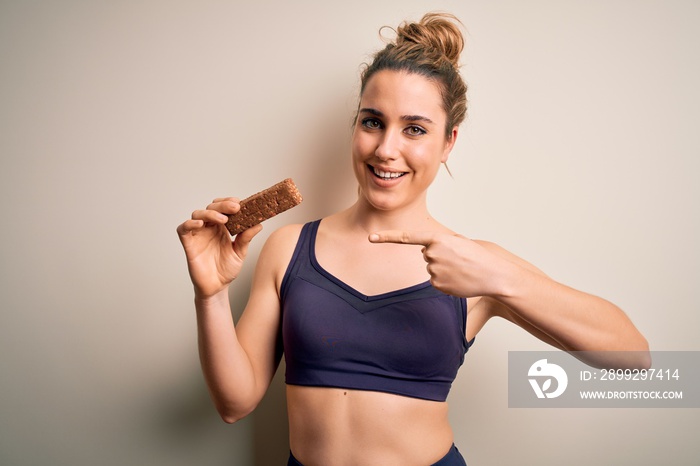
{"left": 352, "top": 70, "right": 457, "bottom": 212}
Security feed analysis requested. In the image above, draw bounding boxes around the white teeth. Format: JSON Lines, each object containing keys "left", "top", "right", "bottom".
{"left": 372, "top": 167, "right": 405, "bottom": 179}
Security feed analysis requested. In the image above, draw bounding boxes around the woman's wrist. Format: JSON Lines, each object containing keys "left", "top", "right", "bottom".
{"left": 194, "top": 286, "right": 230, "bottom": 308}
{"left": 489, "top": 258, "right": 532, "bottom": 301}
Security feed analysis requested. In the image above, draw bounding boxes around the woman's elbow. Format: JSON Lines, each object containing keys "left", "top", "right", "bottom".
{"left": 610, "top": 334, "right": 651, "bottom": 370}
{"left": 221, "top": 413, "right": 246, "bottom": 425}
{"left": 219, "top": 408, "right": 254, "bottom": 424}
{"left": 632, "top": 335, "right": 652, "bottom": 370}
{"left": 216, "top": 401, "right": 257, "bottom": 424}
{"left": 637, "top": 350, "right": 652, "bottom": 371}
{"left": 622, "top": 328, "right": 651, "bottom": 369}
{"left": 584, "top": 331, "right": 651, "bottom": 370}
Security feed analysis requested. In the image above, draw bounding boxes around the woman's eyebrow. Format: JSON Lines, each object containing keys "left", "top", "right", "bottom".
{"left": 401, "top": 114, "right": 434, "bottom": 124}
{"left": 358, "top": 108, "right": 434, "bottom": 124}
{"left": 358, "top": 107, "right": 383, "bottom": 116}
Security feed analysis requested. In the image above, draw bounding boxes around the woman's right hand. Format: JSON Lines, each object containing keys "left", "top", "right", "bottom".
{"left": 176, "top": 197, "right": 263, "bottom": 299}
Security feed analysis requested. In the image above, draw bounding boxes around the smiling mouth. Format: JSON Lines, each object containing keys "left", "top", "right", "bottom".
{"left": 368, "top": 165, "right": 407, "bottom": 181}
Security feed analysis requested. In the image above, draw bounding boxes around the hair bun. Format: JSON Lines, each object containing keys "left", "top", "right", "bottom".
{"left": 395, "top": 12, "right": 464, "bottom": 68}
{"left": 361, "top": 12, "right": 469, "bottom": 135}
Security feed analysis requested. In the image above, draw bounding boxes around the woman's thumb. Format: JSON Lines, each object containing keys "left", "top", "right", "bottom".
{"left": 232, "top": 224, "right": 264, "bottom": 258}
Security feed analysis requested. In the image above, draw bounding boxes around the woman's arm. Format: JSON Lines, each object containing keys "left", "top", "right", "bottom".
{"left": 193, "top": 237, "right": 284, "bottom": 423}
{"left": 477, "top": 240, "right": 650, "bottom": 368}
{"left": 369, "top": 231, "right": 650, "bottom": 369}
{"left": 177, "top": 198, "right": 298, "bottom": 422}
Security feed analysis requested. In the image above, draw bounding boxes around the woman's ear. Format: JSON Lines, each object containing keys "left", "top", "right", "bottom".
{"left": 441, "top": 126, "right": 459, "bottom": 163}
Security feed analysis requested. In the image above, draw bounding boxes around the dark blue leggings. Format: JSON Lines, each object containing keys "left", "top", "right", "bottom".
{"left": 287, "top": 443, "right": 467, "bottom": 465}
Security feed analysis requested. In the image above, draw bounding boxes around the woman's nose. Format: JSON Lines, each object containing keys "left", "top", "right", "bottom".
{"left": 375, "top": 130, "right": 400, "bottom": 161}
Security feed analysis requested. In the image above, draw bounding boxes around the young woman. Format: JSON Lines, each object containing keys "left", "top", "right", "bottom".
{"left": 177, "top": 13, "right": 649, "bottom": 466}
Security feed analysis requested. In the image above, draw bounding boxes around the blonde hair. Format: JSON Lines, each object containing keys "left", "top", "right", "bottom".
{"left": 358, "top": 12, "right": 468, "bottom": 139}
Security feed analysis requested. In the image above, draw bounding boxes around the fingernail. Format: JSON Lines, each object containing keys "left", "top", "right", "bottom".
{"left": 369, "top": 234, "right": 379, "bottom": 242}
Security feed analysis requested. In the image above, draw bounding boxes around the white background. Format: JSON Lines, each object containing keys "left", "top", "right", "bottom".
{"left": 1, "top": 1, "right": 698, "bottom": 464}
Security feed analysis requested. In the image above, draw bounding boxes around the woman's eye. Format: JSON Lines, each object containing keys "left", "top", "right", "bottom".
{"left": 405, "top": 126, "right": 426, "bottom": 136}
{"left": 361, "top": 118, "right": 382, "bottom": 129}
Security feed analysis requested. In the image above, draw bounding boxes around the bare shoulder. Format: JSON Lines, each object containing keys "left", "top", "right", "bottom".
{"left": 465, "top": 239, "right": 548, "bottom": 335}
{"left": 256, "top": 223, "right": 305, "bottom": 291}
{"left": 263, "top": 223, "right": 305, "bottom": 253}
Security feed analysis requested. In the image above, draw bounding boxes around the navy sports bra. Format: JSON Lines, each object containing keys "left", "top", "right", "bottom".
{"left": 280, "top": 220, "right": 473, "bottom": 402}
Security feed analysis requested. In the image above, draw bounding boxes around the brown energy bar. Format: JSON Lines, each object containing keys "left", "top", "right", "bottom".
{"left": 225, "top": 178, "right": 303, "bottom": 235}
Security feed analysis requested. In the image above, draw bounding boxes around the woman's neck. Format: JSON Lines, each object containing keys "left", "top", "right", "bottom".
{"left": 340, "top": 198, "right": 439, "bottom": 234}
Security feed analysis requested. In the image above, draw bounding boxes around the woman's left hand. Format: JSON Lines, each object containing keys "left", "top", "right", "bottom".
{"left": 369, "top": 230, "right": 516, "bottom": 298}
{"left": 370, "top": 230, "right": 651, "bottom": 367}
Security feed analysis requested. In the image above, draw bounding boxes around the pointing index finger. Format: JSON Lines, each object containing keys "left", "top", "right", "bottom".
{"left": 368, "top": 230, "right": 436, "bottom": 246}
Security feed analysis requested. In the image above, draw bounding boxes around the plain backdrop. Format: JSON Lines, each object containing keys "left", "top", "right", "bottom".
{"left": 1, "top": 1, "right": 698, "bottom": 465}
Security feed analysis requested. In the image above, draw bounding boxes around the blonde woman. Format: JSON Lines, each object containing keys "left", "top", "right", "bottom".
{"left": 177, "top": 13, "right": 649, "bottom": 466}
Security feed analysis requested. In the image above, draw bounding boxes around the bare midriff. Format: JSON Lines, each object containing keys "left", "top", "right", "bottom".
{"left": 286, "top": 385, "right": 455, "bottom": 466}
